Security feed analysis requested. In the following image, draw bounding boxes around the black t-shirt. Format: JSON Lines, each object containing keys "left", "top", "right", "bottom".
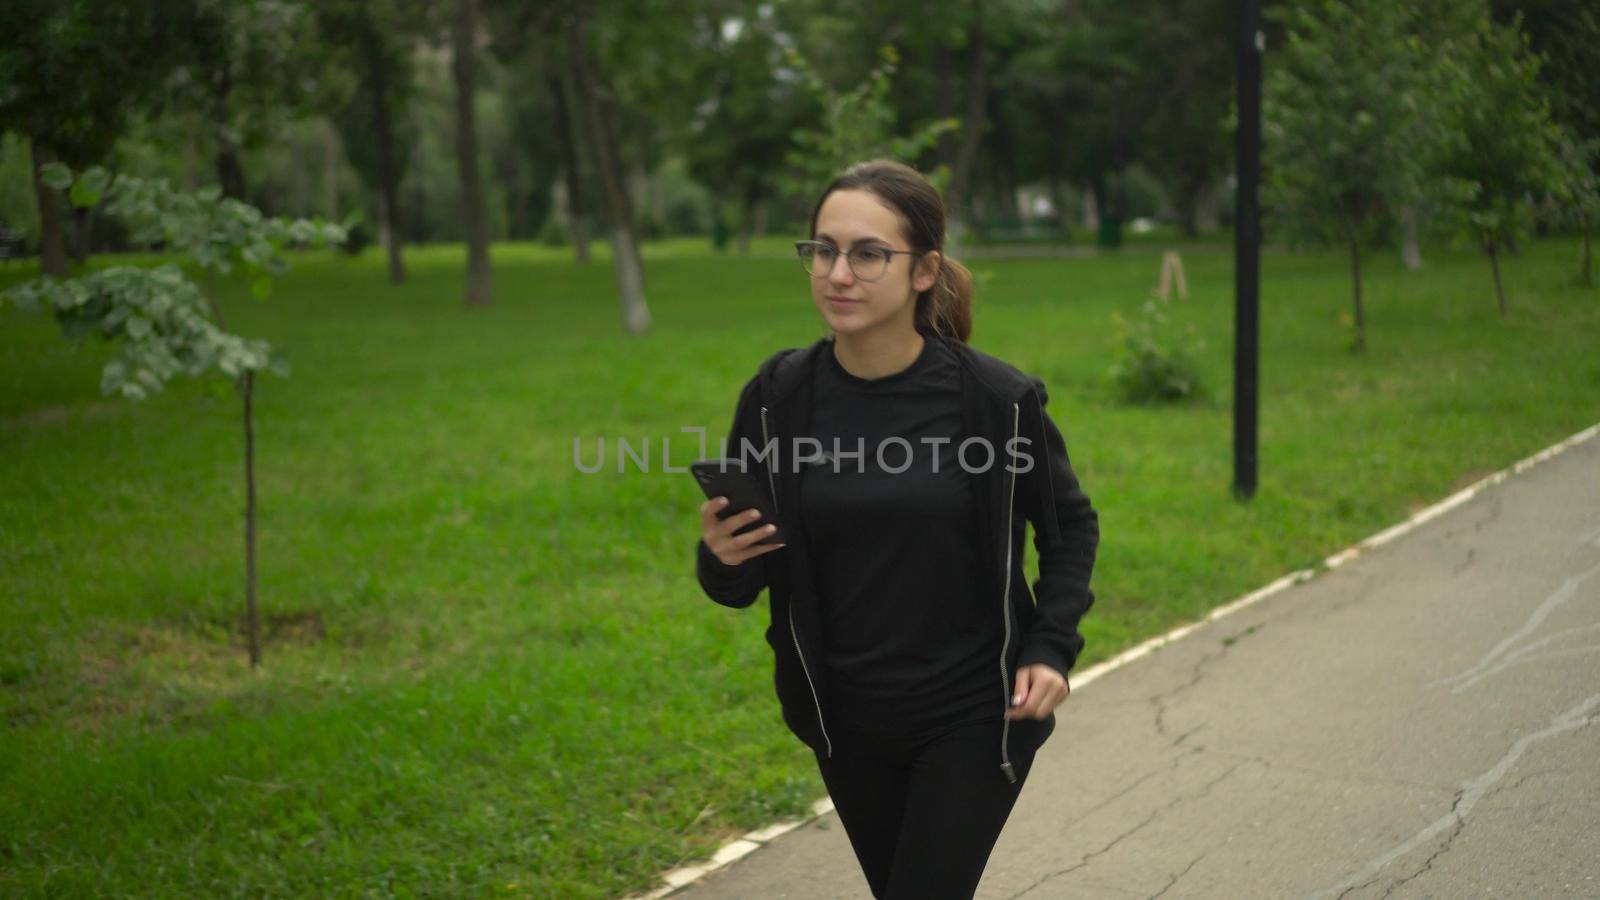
{"left": 798, "top": 329, "right": 1004, "bottom": 737}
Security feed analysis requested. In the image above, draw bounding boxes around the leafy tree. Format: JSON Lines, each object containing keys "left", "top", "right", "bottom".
{"left": 1131, "top": 0, "right": 1240, "bottom": 239}
{"left": 1432, "top": 9, "right": 1571, "bottom": 316}
{"left": 779, "top": 44, "right": 958, "bottom": 201}
{"left": 1551, "top": 132, "right": 1599, "bottom": 286}
{"left": 1388, "top": 0, "right": 1486, "bottom": 270}
{"left": 564, "top": 0, "right": 652, "bottom": 333}
{"left": 628, "top": 1, "right": 809, "bottom": 253}
{"left": 316, "top": 0, "right": 430, "bottom": 284}
{"left": 163, "top": 0, "right": 340, "bottom": 203}
{"left": 888, "top": 0, "right": 1002, "bottom": 249}
{"left": 851, "top": 0, "right": 1065, "bottom": 248}
{"left": 1262, "top": 0, "right": 1454, "bottom": 352}
{"left": 1490, "top": 0, "right": 1600, "bottom": 284}
{"left": 999, "top": 0, "right": 1176, "bottom": 246}
{"left": 0, "top": 164, "right": 346, "bottom": 667}
{"left": 479, "top": 40, "right": 562, "bottom": 246}
{"left": 0, "top": 0, "right": 189, "bottom": 274}
{"left": 480, "top": 0, "right": 591, "bottom": 258}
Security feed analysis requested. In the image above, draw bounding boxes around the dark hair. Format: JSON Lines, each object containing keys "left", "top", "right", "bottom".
{"left": 807, "top": 158, "right": 975, "bottom": 344}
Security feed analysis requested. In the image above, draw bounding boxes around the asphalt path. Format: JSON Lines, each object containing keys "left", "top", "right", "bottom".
{"left": 660, "top": 425, "right": 1600, "bottom": 899}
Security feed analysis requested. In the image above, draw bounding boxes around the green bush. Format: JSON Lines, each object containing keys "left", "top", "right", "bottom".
{"left": 1106, "top": 293, "right": 1208, "bottom": 404}
{"left": 339, "top": 218, "right": 372, "bottom": 257}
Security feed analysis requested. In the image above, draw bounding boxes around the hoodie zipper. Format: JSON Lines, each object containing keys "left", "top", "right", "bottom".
{"left": 763, "top": 405, "right": 833, "bottom": 758}
{"left": 999, "top": 401, "right": 1020, "bottom": 784}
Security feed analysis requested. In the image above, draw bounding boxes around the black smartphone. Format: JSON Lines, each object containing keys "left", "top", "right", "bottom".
{"left": 690, "top": 458, "right": 785, "bottom": 546}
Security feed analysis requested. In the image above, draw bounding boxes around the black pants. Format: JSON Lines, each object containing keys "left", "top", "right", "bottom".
{"left": 813, "top": 712, "right": 1055, "bottom": 900}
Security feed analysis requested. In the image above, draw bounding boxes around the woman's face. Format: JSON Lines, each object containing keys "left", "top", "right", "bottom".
{"left": 809, "top": 188, "right": 939, "bottom": 339}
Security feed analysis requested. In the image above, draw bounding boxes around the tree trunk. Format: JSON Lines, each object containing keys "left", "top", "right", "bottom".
{"left": 29, "top": 138, "right": 68, "bottom": 277}
{"left": 647, "top": 161, "right": 666, "bottom": 238}
{"left": 1089, "top": 171, "right": 1123, "bottom": 247}
{"left": 751, "top": 195, "right": 768, "bottom": 240}
{"left": 323, "top": 121, "right": 340, "bottom": 219}
{"left": 933, "top": 43, "right": 955, "bottom": 167}
{"left": 367, "top": 38, "right": 407, "bottom": 284}
{"left": 242, "top": 369, "right": 261, "bottom": 669}
{"left": 452, "top": 0, "right": 492, "bottom": 306}
{"left": 989, "top": 88, "right": 1020, "bottom": 223}
{"left": 1176, "top": 178, "right": 1200, "bottom": 239}
{"left": 1173, "top": 167, "right": 1216, "bottom": 239}
{"left": 1487, "top": 238, "right": 1507, "bottom": 318}
{"left": 288, "top": 131, "right": 308, "bottom": 216}
{"left": 629, "top": 156, "right": 652, "bottom": 238}
{"left": 736, "top": 178, "right": 761, "bottom": 254}
{"left": 1195, "top": 177, "right": 1221, "bottom": 233}
{"left": 216, "top": 133, "right": 247, "bottom": 201}
{"left": 734, "top": 210, "right": 752, "bottom": 254}
{"left": 1581, "top": 215, "right": 1592, "bottom": 287}
{"left": 568, "top": 6, "right": 650, "bottom": 334}
{"left": 1348, "top": 230, "right": 1367, "bottom": 353}
{"left": 548, "top": 65, "right": 590, "bottom": 263}
{"left": 1401, "top": 203, "right": 1423, "bottom": 270}
{"left": 944, "top": 0, "right": 988, "bottom": 254}
{"left": 183, "top": 132, "right": 202, "bottom": 190}
{"left": 212, "top": 64, "right": 247, "bottom": 201}
{"left": 70, "top": 204, "right": 91, "bottom": 265}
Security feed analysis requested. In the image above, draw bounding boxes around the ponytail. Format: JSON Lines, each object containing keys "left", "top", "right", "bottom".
{"left": 917, "top": 254, "right": 974, "bottom": 344}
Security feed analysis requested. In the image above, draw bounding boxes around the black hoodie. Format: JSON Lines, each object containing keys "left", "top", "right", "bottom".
{"left": 695, "top": 330, "right": 1100, "bottom": 783}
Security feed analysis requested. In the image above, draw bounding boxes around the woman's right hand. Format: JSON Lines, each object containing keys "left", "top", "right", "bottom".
{"left": 700, "top": 496, "right": 786, "bottom": 566}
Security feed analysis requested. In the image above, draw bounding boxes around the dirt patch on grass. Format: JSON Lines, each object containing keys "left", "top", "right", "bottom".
{"left": 256, "top": 609, "right": 328, "bottom": 646}
{"left": 8, "top": 610, "right": 333, "bottom": 732}
{"left": 5, "top": 399, "right": 126, "bottom": 428}
{"left": 5, "top": 599, "right": 515, "bottom": 734}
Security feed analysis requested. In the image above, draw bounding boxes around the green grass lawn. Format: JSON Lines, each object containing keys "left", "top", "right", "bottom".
{"left": 2, "top": 234, "right": 1597, "bottom": 897}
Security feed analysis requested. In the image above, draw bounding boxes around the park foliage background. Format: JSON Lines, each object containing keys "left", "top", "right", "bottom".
{"left": 2, "top": 0, "right": 1598, "bottom": 896}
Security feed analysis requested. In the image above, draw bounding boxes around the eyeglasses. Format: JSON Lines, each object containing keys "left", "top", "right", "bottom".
{"left": 795, "top": 240, "right": 922, "bottom": 282}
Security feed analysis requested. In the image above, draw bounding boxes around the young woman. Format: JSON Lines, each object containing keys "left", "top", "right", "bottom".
{"left": 695, "top": 158, "right": 1100, "bottom": 899}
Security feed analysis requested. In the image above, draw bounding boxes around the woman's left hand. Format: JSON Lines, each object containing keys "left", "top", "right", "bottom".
{"left": 1004, "top": 663, "right": 1070, "bottom": 720}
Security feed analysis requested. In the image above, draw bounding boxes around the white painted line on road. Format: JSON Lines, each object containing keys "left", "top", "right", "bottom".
{"left": 619, "top": 797, "right": 837, "bottom": 898}
{"left": 626, "top": 419, "right": 1600, "bottom": 900}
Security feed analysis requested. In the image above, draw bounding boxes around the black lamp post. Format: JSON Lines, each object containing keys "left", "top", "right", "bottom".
{"left": 1234, "top": 0, "right": 1263, "bottom": 499}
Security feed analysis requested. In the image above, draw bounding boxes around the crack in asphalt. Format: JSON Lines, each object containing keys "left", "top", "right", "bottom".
{"left": 1147, "top": 851, "right": 1207, "bottom": 899}
{"left": 1375, "top": 789, "right": 1466, "bottom": 900}
{"left": 1168, "top": 722, "right": 1206, "bottom": 748}
{"left": 1007, "top": 758, "right": 1248, "bottom": 899}
{"left": 1305, "top": 693, "right": 1600, "bottom": 900}
{"left": 1447, "top": 623, "right": 1600, "bottom": 694}
{"left": 1149, "top": 637, "right": 1242, "bottom": 741}
{"left": 1425, "top": 558, "right": 1600, "bottom": 691}
{"left": 1200, "top": 747, "right": 1456, "bottom": 794}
